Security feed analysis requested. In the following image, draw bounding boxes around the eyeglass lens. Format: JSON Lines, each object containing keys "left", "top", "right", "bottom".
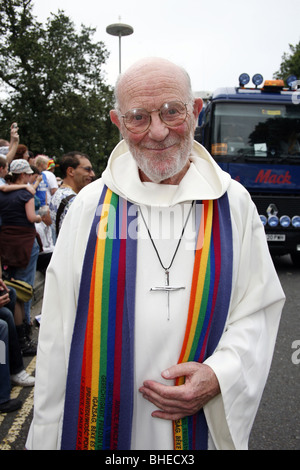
{"left": 122, "top": 101, "right": 187, "bottom": 133}
{"left": 79, "top": 166, "right": 93, "bottom": 172}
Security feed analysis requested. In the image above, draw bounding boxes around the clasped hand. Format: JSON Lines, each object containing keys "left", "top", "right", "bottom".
{"left": 139, "top": 362, "right": 220, "bottom": 421}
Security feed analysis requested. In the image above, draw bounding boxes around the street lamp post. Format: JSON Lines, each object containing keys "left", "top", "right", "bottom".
{"left": 106, "top": 21, "right": 134, "bottom": 74}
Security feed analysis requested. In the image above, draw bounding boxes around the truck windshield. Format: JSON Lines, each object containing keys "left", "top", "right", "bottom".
{"left": 211, "top": 102, "right": 300, "bottom": 160}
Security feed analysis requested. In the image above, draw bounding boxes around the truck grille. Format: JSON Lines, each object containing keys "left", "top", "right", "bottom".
{"left": 252, "top": 195, "right": 300, "bottom": 218}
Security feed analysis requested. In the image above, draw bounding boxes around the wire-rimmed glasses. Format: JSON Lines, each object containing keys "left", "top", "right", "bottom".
{"left": 121, "top": 101, "right": 188, "bottom": 134}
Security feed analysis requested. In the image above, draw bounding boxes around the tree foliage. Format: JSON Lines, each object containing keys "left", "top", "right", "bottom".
{"left": 0, "top": 0, "right": 119, "bottom": 175}
{"left": 274, "top": 41, "right": 300, "bottom": 84}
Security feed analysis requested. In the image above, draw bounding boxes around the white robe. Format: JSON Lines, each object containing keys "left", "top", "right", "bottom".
{"left": 26, "top": 141, "right": 285, "bottom": 450}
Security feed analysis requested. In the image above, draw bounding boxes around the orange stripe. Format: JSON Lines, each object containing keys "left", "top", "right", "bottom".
{"left": 177, "top": 201, "right": 208, "bottom": 365}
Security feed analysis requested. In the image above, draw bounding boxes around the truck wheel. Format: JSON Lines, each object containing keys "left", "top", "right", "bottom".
{"left": 291, "top": 252, "right": 300, "bottom": 267}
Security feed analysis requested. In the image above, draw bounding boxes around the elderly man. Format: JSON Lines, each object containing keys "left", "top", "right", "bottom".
{"left": 26, "top": 58, "right": 285, "bottom": 450}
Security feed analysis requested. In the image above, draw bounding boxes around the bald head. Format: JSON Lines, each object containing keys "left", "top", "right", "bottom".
{"left": 110, "top": 57, "right": 203, "bottom": 185}
{"left": 114, "top": 58, "right": 193, "bottom": 110}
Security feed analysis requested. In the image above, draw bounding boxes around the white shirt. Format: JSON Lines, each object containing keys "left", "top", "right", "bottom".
{"left": 43, "top": 170, "right": 58, "bottom": 203}
{"left": 35, "top": 221, "right": 54, "bottom": 253}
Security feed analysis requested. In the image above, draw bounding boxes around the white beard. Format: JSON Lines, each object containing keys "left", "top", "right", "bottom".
{"left": 128, "top": 132, "right": 194, "bottom": 183}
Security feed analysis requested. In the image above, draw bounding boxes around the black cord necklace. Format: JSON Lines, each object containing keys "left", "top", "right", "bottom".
{"left": 139, "top": 201, "right": 195, "bottom": 320}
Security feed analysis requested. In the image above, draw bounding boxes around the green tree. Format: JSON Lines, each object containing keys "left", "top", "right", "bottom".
{"left": 0, "top": 0, "right": 119, "bottom": 175}
{"left": 274, "top": 41, "right": 300, "bottom": 84}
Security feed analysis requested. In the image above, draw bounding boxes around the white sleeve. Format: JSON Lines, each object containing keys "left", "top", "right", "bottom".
{"left": 204, "top": 183, "right": 285, "bottom": 449}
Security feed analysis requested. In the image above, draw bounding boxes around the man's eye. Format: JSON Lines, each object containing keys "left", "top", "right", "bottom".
{"left": 134, "top": 114, "right": 146, "bottom": 121}
{"left": 167, "top": 108, "right": 179, "bottom": 115}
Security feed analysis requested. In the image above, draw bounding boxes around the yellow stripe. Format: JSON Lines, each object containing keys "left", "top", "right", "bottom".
{"left": 182, "top": 200, "right": 213, "bottom": 362}
{"left": 89, "top": 188, "right": 113, "bottom": 449}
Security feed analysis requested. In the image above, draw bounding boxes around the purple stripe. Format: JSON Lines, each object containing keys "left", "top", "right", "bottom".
{"left": 205, "top": 193, "right": 233, "bottom": 356}
{"left": 61, "top": 187, "right": 108, "bottom": 450}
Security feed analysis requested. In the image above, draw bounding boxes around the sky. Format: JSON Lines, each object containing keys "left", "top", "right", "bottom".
{"left": 32, "top": 0, "right": 300, "bottom": 94}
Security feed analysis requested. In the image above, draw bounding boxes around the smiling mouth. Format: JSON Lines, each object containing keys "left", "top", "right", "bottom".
{"left": 144, "top": 143, "right": 176, "bottom": 151}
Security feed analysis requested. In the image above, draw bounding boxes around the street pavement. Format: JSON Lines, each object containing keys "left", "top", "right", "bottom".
{"left": 249, "top": 255, "right": 300, "bottom": 450}
{"left": 0, "top": 255, "right": 299, "bottom": 450}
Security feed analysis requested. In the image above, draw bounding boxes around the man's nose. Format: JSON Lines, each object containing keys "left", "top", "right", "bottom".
{"left": 147, "top": 113, "right": 169, "bottom": 141}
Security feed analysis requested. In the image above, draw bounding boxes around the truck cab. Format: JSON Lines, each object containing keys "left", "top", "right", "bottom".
{"left": 198, "top": 74, "right": 300, "bottom": 266}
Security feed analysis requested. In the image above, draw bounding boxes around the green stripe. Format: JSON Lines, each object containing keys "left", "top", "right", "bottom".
{"left": 96, "top": 192, "right": 119, "bottom": 448}
{"left": 181, "top": 417, "right": 190, "bottom": 449}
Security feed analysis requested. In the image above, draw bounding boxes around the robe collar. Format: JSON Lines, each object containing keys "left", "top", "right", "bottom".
{"left": 102, "top": 140, "right": 231, "bottom": 207}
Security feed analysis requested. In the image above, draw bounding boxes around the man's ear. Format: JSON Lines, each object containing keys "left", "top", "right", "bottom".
{"left": 110, "top": 109, "right": 121, "bottom": 129}
{"left": 193, "top": 98, "right": 203, "bottom": 119}
{"left": 191, "top": 98, "right": 203, "bottom": 131}
{"left": 66, "top": 166, "right": 75, "bottom": 177}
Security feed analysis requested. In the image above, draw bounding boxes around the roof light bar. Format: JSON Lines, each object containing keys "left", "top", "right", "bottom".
{"left": 239, "top": 73, "right": 250, "bottom": 87}
{"left": 252, "top": 74, "right": 263, "bottom": 87}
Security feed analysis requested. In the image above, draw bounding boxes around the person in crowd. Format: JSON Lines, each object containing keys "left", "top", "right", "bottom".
{"left": 0, "top": 278, "right": 35, "bottom": 385}
{"left": 28, "top": 151, "right": 36, "bottom": 166}
{"left": 0, "top": 319, "right": 23, "bottom": 413}
{"left": 35, "top": 156, "right": 49, "bottom": 207}
{"left": 49, "top": 152, "right": 95, "bottom": 238}
{"left": 13, "top": 144, "right": 29, "bottom": 161}
{"left": 35, "top": 155, "right": 58, "bottom": 205}
{"left": 0, "top": 156, "right": 36, "bottom": 196}
{"left": 0, "top": 139, "right": 9, "bottom": 156}
{"left": 0, "top": 123, "right": 20, "bottom": 165}
{"left": 0, "top": 159, "right": 42, "bottom": 329}
{"left": 35, "top": 205, "right": 54, "bottom": 274}
{"left": 26, "top": 58, "right": 285, "bottom": 450}
{"left": 0, "top": 156, "right": 8, "bottom": 186}
{"left": 28, "top": 165, "right": 43, "bottom": 212}
{"left": 44, "top": 158, "right": 58, "bottom": 201}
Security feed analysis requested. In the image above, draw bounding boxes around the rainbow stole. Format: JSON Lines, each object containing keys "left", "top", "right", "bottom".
{"left": 61, "top": 185, "right": 233, "bottom": 450}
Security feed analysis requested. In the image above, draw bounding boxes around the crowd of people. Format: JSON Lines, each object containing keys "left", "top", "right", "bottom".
{"left": 0, "top": 122, "right": 95, "bottom": 413}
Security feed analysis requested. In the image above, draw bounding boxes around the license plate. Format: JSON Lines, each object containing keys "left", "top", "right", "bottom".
{"left": 266, "top": 234, "right": 286, "bottom": 241}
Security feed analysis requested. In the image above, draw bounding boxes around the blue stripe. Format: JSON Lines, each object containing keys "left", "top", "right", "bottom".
{"left": 206, "top": 194, "right": 233, "bottom": 357}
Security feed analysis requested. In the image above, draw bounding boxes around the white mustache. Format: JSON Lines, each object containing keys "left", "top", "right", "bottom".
{"left": 142, "top": 138, "right": 179, "bottom": 151}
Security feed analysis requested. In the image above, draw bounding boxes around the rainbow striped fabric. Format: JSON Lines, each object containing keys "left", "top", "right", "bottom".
{"left": 173, "top": 197, "right": 233, "bottom": 449}
{"left": 61, "top": 185, "right": 233, "bottom": 450}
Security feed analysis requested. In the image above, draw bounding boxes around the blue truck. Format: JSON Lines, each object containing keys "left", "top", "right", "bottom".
{"left": 197, "top": 74, "right": 300, "bottom": 266}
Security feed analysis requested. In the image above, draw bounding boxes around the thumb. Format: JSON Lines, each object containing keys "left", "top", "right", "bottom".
{"left": 162, "top": 362, "right": 199, "bottom": 380}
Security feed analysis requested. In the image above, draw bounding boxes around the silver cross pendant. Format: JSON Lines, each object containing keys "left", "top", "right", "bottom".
{"left": 150, "top": 270, "right": 185, "bottom": 321}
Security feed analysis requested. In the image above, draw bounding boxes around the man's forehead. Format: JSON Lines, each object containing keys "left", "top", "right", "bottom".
{"left": 119, "top": 71, "right": 188, "bottom": 110}
{"left": 78, "top": 157, "right": 91, "bottom": 166}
